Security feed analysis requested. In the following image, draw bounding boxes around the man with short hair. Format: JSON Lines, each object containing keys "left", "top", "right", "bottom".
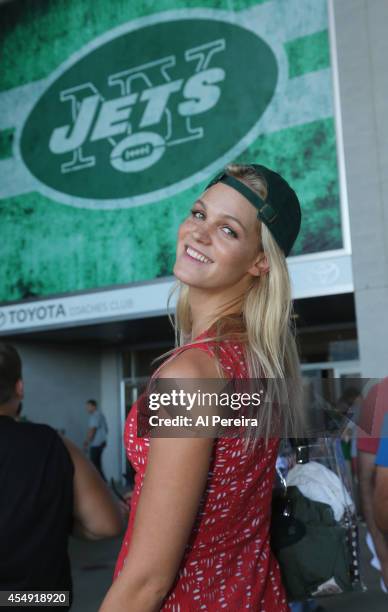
{"left": 0, "top": 343, "right": 74, "bottom": 602}
{"left": 84, "top": 398, "right": 108, "bottom": 480}
{"left": 0, "top": 343, "right": 125, "bottom": 605}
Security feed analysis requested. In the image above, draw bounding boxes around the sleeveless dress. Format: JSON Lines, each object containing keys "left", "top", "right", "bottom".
{"left": 114, "top": 330, "right": 288, "bottom": 612}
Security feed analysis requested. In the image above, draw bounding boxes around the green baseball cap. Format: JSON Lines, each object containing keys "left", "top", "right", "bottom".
{"left": 205, "top": 164, "right": 302, "bottom": 257}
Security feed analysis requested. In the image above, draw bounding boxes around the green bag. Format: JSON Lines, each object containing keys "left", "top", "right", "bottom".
{"left": 271, "top": 486, "right": 355, "bottom": 600}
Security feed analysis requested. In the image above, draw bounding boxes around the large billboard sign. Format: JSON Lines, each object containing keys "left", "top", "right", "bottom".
{"left": 0, "top": 0, "right": 352, "bottom": 333}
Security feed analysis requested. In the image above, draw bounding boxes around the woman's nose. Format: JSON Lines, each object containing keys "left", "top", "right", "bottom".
{"left": 192, "top": 225, "right": 211, "bottom": 244}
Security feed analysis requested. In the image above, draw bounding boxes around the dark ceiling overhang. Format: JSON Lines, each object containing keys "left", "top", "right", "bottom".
{"left": 1, "top": 293, "right": 356, "bottom": 349}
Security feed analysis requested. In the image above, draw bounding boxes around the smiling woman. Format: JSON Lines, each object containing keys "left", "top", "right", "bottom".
{"left": 100, "top": 162, "right": 304, "bottom": 612}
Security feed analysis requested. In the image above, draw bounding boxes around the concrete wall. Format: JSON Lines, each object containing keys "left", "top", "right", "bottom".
{"left": 16, "top": 342, "right": 101, "bottom": 444}
{"left": 15, "top": 342, "right": 123, "bottom": 480}
{"left": 333, "top": 0, "right": 388, "bottom": 377}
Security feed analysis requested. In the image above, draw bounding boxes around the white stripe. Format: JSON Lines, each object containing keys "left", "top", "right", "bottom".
{"left": 260, "top": 69, "right": 333, "bottom": 134}
{"left": 241, "top": 0, "right": 328, "bottom": 41}
{"left": 0, "top": 158, "right": 37, "bottom": 198}
{"left": 0, "top": 69, "right": 333, "bottom": 200}
{"left": 0, "top": 79, "right": 47, "bottom": 130}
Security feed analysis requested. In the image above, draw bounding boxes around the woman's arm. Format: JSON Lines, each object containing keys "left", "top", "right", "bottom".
{"left": 360, "top": 449, "right": 388, "bottom": 592}
{"left": 373, "top": 419, "right": 388, "bottom": 534}
{"left": 63, "top": 437, "right": 125, "bottom": 539}
{"left": 374, "top": 464, "right": 388, "bottom": 589}
{"left": 99, "top": 348, "right": 221, "bottom": 612}
{"left": 374, "top": 465, "right": 388, "bottom": 532}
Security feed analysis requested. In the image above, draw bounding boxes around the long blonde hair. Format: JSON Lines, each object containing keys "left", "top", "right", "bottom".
{"left": 158, "top": 164, "right": 305, "bottom": 446}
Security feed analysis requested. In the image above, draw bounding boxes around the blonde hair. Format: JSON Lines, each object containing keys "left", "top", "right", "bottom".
{"left": 157, "top": 163, "right": 305, "bottom": 447}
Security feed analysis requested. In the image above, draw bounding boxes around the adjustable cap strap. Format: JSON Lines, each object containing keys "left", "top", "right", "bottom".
{"left": 204, "top": 165, "right": 302, "bottom": 256}
{"left": 217, "top": 174, "right": 278, "bottom": 225}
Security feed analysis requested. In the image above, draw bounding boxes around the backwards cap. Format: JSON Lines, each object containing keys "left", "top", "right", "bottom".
{"left": 205, "top": 164, "right": 302, "bottom": 257}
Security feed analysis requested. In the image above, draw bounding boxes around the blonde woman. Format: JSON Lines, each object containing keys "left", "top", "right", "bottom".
{"left": 100, "top": 163, "right": 303, "bottom": 611}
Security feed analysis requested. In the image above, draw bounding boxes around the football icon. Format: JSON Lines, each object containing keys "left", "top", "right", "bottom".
{"left": 110, "top": 132, "right": 166, "bottom": 173}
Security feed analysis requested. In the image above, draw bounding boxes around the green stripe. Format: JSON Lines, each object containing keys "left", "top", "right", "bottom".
{"left": 234, "top": 117, "right": 342, "bottom": 257}
{"left": 285, "top": 30, "right": 330, "bottom": 79}
{"left": 0, "top": 128, "right": 14, "bottom": 160}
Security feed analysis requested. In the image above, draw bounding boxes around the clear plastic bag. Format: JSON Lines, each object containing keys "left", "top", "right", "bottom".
{"left": 271, "top": 437, "right": 365, "bottom": 601}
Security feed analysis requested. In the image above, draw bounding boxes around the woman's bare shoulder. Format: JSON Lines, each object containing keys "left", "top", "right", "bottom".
{"left": 157, "top": 346, "right": 220, "bottom": 379}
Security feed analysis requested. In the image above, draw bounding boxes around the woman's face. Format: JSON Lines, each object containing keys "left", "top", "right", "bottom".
{"left": 174, "top": 182, "right": 266, "bottom": 291}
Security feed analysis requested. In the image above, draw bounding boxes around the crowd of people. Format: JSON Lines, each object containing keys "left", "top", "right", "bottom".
{"left": 1, "top": 162, "right": 388, "bottom": 610}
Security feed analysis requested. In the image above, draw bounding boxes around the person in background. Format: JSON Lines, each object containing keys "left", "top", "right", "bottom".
{"left": 336, "top": 387, "right": 362, "bottom": 498}
{"left": 0, "top": 343, "right": 125, "bottom": 608}
{"left": 374, "top": 413, "right": 388, "bottom": 535}
{"left": 358, "top": 378, "right": 388, "bottom": 592}
{"left": 84, "top": 398, "right": 108, "bottom": 480}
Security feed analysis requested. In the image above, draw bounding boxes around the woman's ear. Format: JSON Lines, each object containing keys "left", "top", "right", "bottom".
{"left": 248, "top": 252, "right": 269, "bottom": 277}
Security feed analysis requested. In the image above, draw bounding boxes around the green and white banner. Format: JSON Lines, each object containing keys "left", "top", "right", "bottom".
{"left": 0, "top": 0, "right": 352, "bottom": 332}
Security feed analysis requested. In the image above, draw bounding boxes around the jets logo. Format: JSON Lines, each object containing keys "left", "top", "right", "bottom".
{"left": 49, "top": 40, "right": 226, "bottom": 175}
{"left": 19, "top": 13, "right": 278, "bottom": 207}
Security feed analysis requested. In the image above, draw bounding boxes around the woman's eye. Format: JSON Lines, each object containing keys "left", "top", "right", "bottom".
{"left": 222, "top": 226, "right": 238, "bottom": 239}
{"left": 190, "top": 209, "right": 204, "bottom": 220}
{"left": 189, "top": 209, "right": 237, "bottom": 238}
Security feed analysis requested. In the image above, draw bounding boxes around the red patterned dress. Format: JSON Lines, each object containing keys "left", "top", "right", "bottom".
{"left": 114, "top": 331, "right": 288, "bottom": 612}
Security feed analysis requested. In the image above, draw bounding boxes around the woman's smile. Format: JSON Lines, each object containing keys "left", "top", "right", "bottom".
{"left": 184, "top": 245, "right": 214, "bottom": 264}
